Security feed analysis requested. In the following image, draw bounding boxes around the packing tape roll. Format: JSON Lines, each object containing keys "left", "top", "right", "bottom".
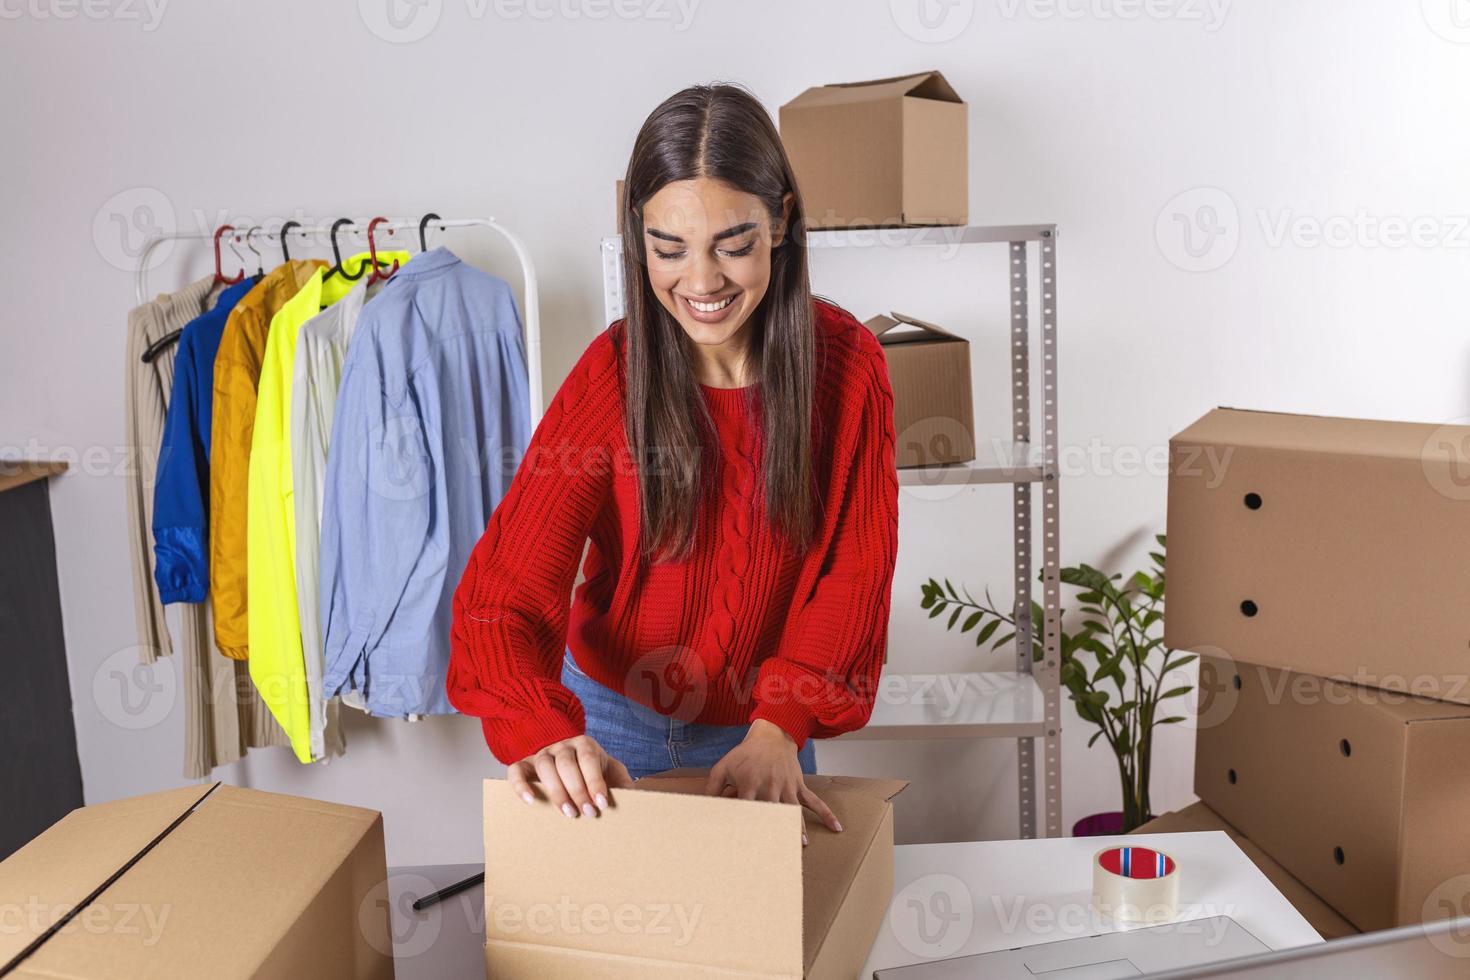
{"left": 1092, "top": 845, "right": 1180, "bottom": 924}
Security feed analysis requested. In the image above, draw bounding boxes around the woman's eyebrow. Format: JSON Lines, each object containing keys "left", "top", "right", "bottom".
{"left": 646, "top": 221, "right": 757, "bottom": 244}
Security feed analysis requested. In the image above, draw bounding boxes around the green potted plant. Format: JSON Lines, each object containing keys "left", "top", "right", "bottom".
{"left": 919, "top": 535, "right": 1192, "bottom": 833}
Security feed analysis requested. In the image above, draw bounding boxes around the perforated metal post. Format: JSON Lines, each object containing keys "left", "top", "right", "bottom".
{"left": 601, "top": 237, "right": 625, "bottom": 324}
{"left": 1010, "top": 241, "right": 1037, "bottom": 840}
{"left": 1039, "top": 229, "right": 1063, "bottom": 838}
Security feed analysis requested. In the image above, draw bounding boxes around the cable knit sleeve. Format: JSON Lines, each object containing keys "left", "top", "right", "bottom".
{"left": 750, "top": 334, "right": 900, "bottom": 747}
{"left": 447, "top": 332, "right": 620, "bottom": 764}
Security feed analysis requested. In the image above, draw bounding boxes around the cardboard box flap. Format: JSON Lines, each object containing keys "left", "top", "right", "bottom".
{"left": 1172, "top": 406, "right": 1468, "bottom": 463}
{"left": 784, "top": 70, "right": 960, "bottom": 110}
{"left": 484, "top": 779, "right": 804, "bottom": 976}
{"left": 0, "top": 782, "right": 219, "bottom": 971}
{"left": 634, "top": 772, "right": 907, "bottom": 973}
{"left": 862, "top": 312, "right": 963, "bottom": 344}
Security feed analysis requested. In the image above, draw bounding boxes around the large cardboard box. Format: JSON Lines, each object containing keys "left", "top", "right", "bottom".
{"left": 1194, "top": 654, "right": 1470, "bottom": 932}
{"left": 482, "top": 771, "right": 906, "bottom": 978}
{"left": 1165, "top": 407, "right": 1470, "bottom": 705}
{"left": 0, "top": 782, "right": 393, "bottom": 979}
{"left": 862, "top": 312, "right": 975, "bottom": 467}
{"left": 1137, "top": 802, "right": 1358, "bottom": 940}
{"left": 779, "top": 71, "right": 967, "bottom": 229}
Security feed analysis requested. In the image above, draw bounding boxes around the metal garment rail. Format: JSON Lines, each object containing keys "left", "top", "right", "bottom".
{"left": 134, "top": 216, "right": 544, "bottom": 427}
{"left": 601, "top": 224, "right": 1064, "bottom": 838}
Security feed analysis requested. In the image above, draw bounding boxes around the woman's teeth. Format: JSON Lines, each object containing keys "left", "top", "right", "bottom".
{"left": 688, "top": 295, "right": 734, "bottom": 313}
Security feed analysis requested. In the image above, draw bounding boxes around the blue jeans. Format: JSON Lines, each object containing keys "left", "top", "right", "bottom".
{"left": 559, "top": 648, "right": 816, "bottom": 779}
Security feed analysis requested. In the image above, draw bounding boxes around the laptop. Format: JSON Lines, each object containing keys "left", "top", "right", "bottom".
{"left": 872, "top": 916, "right": 1269, "bottom": 979}
{"left": 873, "top": 914, "right": 1470, "bottom": 979}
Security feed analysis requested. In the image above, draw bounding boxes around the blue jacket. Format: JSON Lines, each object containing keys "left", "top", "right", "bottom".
{"left": 319, "top": 247, "right": 531, "bottom": 716}
{"left": 152, "top": 276, "right": 256, "bottom": 603}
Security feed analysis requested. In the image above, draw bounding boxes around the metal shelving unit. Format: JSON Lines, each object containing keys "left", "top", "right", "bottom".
{"left": 600, "top": 224, "right": 1062, "bottom": 839}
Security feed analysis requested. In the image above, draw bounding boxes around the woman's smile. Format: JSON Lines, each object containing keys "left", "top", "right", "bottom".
{"left": 679, "top": 290, "right": 742, "bottom": 323}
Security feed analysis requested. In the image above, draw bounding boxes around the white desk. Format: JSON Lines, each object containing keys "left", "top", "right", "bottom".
{"left": 862, "top": 831, "right": 1324, "bottom": 976}
{"left": 388, "top": 831, "right": 1323, "bottom": 979}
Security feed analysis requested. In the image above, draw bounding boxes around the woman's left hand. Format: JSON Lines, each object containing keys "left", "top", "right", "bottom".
{"left": 703, "top": 720, "right": 843, "bottom": 846}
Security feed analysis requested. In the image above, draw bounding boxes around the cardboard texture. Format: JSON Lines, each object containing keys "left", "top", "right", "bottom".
{"left": 1165, "top": 406, "right": 1470, "bottom": 705}
{"left": 1193, "top": 654, "right": 1470, "bottom": 933}
{"left": 482, "top": 770, "right": 907, "bottom": 978}
{"left": 779, "top": 71, "right": 967, "bottom": 229}
{"left": 615, "top": 178, "right": 625, "bottom": 235}
{"left": 1137, "top": 802, "right": 1358, "bottom": 940}
{"left": 0, "top": 782, "right": 394, "bottom": 979}
{"left": 862, "top": 312, "right": 975, "bottom": 467}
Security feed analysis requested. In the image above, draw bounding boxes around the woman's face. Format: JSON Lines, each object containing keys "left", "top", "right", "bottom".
{"left": 640, "top": 176, "right": 792, "bottom": 352}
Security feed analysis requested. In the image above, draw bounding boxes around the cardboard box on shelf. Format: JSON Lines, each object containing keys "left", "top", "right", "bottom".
{"left": 0, "top": 782, "right": 393, "bottom": 979}
{"left": 779, "top": 71, "right": 967, "bottom": 230}
{"left": 862, "top": 312, "right": 975, "bottom": 468}
{"left": 1137, "top": 801, "right": 1358, "bottom": 940}
{"left": 482, "top": 770, "right": 907, "bottom": 979}
{"left": 1165, "top": 406, "right": 1470, "bottom": 705}
{"left": 1193, "top": 653, "right": 1470, "bottom": 933}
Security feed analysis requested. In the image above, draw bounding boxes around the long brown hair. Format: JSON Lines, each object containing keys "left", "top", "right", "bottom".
{"left": 619, "top": 83, "right": 818, "bottom": 565}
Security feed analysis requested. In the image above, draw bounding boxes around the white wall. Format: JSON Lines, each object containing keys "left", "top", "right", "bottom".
{"left": 3, "top": 0, "right": 1468, "bottom": 867}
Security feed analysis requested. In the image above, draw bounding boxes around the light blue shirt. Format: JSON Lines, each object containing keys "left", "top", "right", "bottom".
{"left": 319, "top": 247, "right": 531, "bottom": 716}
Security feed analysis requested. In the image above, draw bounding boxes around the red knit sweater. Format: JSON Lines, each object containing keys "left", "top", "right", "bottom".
{"left": 447, "top": 298, "right": 899, "bottom": 764}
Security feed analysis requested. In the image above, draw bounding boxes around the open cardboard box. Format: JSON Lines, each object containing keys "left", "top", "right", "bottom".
{"left": 0, "top": 782, "right": 393, "bottom": 979}
{"left": 482, "top": 770, "right": 907, "bottom": 978}
{"left": 862, "top": 312, "right": 975, "bottom": 467}
{"left": 779, "top": 71, "right": 967, "bottom": 229}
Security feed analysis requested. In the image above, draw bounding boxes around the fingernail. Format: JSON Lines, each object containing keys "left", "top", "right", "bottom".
{"left": 833, "top": 820, "right": 843, "bottom": 832}
{"left": 562, "top": 803, "right": 577, "bottom": 818}
{"left": 595, "top": 793, "right": 609, "bottom": 811}
{"left": 521, "top": 792, "right": 535, "bottom": 805}
{"left": 802, "top": 832, "right": 809, "bottom": 846}
{"left": 582, "top": 803, "right": 597, "bottom": 818}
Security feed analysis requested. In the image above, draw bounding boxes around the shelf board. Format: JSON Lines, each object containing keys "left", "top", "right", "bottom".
{"left": 805, "top": 224, "right": 1057, "bottom": 248}
{"left": 898, "top": 439, "right": 1046, "bottom": 487}
{"left": 836, "top": 670, "right": 1046, "bottom": 741}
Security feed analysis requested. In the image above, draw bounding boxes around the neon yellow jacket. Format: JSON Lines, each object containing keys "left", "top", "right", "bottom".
{"left": 246, "top": 252, "right": 408, "bottom": 762}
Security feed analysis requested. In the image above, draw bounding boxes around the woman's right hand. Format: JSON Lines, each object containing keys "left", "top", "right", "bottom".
{"left": 507, "top": 734, "right": 635, "bottom": 818}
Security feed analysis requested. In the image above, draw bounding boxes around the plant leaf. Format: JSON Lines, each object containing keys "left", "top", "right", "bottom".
{"left": 962, "top": 611, "right": 983, "bottom": 632}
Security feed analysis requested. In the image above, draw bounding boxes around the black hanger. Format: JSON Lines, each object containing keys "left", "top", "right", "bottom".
{"left": 322, "top": 218, "right": 361, "bottom": 282}
{"left": 279, "top": 220, "right": 301, "bottom": 263}
{"left": 419, "top": 212, "right": 441, "bottom": 252}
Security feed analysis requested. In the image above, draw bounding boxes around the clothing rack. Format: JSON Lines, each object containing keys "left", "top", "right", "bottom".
{"left": 134, "top": 216, "right": 544, "bottom": 427}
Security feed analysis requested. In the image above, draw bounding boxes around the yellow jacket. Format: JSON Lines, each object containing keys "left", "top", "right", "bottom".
{"left": 247, "top": 253, "right": 409, "bottom": 762}
{"left": 211, "top": 260, "right": 324, "bottom": 660}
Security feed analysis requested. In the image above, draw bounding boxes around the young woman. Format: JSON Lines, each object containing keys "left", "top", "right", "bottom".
{"left": 446, "top": 82, "right": 899, "bottom": 841}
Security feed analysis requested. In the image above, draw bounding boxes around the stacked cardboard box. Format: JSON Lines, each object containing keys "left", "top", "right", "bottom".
{"left": 1160, "top": 407, "right": 1470, "bottom": 935}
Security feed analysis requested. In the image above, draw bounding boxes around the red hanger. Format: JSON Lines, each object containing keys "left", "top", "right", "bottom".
{"left": 366, "top": 216, "right": 401, "bottom": 285}
{"left": 213, "top": 225, "right": 245, "bottom": 285}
